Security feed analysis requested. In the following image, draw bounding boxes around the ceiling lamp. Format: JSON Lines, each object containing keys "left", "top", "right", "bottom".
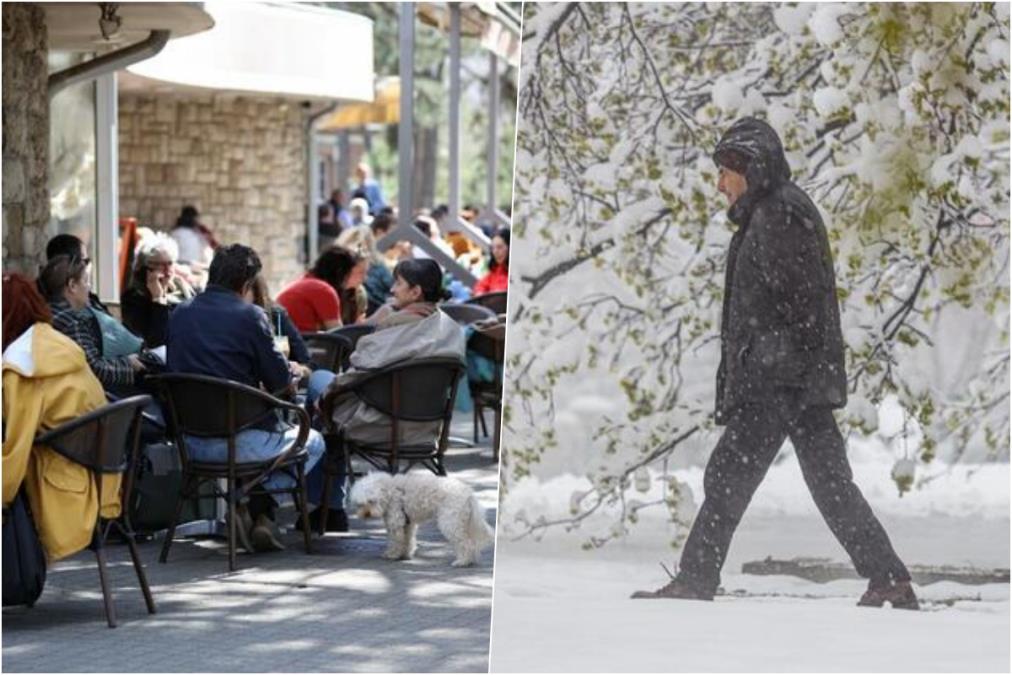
{"left": 98, "top": 3, "right": 122, "bottom": 41}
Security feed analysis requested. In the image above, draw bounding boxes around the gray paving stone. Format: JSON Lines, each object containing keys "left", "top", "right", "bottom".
{"left": 3, "top": 415, "right": 498, "bottom": 673}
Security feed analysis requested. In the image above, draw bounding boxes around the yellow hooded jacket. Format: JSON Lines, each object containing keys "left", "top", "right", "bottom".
{"left": 2, "top": 322, "right": 122, "bottom": 561}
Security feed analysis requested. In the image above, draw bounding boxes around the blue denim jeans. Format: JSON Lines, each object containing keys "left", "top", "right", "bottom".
{"left": 184, "top": 421, "right": 343, "bottom": 509}
{"left": 306, "top": 369, "right": 337, "bottom": 408}
{"left": 304, "top": 369, "right": 345, "bottom": 508}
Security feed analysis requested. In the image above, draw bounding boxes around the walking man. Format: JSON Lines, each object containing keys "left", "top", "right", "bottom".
{"left": 632, "top": 118, "right": 918, "bottom": 610}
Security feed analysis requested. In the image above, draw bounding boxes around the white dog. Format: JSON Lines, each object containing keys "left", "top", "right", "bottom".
{"left": 349, "top": 472, "right": 494, "bottom": 567}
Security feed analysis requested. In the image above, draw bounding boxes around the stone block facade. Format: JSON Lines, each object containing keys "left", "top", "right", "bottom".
{"left": 2, "top": 3, "right": 49, "bottom": 275}
{"left": 118, "top": 93, "right": 309, "bottom": 292}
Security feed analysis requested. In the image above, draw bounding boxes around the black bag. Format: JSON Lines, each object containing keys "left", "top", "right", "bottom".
{"left": 129, "top": 442, "right": 216, "bottom": 534}
{"left": 2, "top": 490, "right": 47, "bottom": 608}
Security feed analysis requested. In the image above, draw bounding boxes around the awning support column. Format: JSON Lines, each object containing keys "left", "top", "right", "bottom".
{"left": 485, "top": 51, "right": 499, "bottom": 226}
{"left": 397, "top": 2, "right": 414, "bottom": 226}
{"left": 338, "top": 130, "right": 351, "bottom": 192}
{"left": 448, "top": 3, "right": 461, "bottom": 229}
{"left": 95, "top": 72, "right": 119, "bottom": 303}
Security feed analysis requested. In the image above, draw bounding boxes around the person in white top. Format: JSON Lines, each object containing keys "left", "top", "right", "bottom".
{"left": 170, "top": 205, "right": 216, "bottom": 272}
{"left": 349, "top": 198, "right": 373, "bottom": 228}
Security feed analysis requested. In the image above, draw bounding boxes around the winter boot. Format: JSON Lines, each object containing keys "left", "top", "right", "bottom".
{"left": 857, "top": 579, "right": 920, "bottom": 610}
{"left": 631, "top": 577, "right": 714, "bottom": 601}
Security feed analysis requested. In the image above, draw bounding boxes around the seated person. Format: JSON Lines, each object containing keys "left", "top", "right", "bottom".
{"left": 412, "top": 216, "right": 457, "bottom": 262}
{"left": 121, "top": 232, "right": 196, "bottom": 348}
{"left": 250, "top": 274, "right": 334, "bottom": 410}
{"left": 2, "top": 273, "right": 122, "bottom": 561}
{"left": 370, "top": 211, "right": 412, "bottom": 276}
{"left": 328, "top": 189, "right": 354, "bottom": 231}
{"left": 349, "top": 197, "right": 372, "bottom": 227}
{"left": 367, "top": 258, "right": 449, "bottom": 329}
{"left": 41, "top": 255, "right": 147, "bottom": 392}
{"left": 434, "top": 204, "right": 484, "bottom": 266}
{"left": 319, "top": 259, "right": 466, "bottom": 454}
{"left": 43, "top": 233, "right": 110, "bottom": 314}
{"left": 318, "top": 202, "right": 340, "bottom": 245}
{"left": 166, "top": 244, "right": 342, "bottom": 545}
{"left": 251, "top": 274, "right": 312, "bottom": 368}
{"left": 466, "top": 313, "right": 506, "bottom": 387}
{"left": 171, "top": 205, "right": 216, "bottom": 274}
{"left": 472, "top": 227, "right": 510, "bottom": 295}
{"left": 337, "top": 225, "right": 389, "bottom": 320}
{"left": 276, "top": 246, "right": 366, "bottom": 333}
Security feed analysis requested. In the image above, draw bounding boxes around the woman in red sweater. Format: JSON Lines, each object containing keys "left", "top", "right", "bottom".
{"left": 473, "top": 227, "right": 509, "bottom": 295}
{"left": 277, "top": 246, "right": 366, "bottom": 332}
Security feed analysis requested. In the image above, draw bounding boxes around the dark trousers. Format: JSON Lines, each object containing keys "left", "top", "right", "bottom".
{"left": 678, "top": 395, "right": 910, "bottom": 594}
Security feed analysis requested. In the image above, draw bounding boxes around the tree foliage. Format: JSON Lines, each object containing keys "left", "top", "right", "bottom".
{"left": 327, "top": 2, "right": 519, "bottom": 209}
{"left": 503, "top": 2, "right": 1010, "bottom": 546}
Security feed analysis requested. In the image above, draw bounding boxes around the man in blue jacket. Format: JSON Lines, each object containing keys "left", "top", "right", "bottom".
{"left": 353, "top": 162, "right": 387, "bottom": 215}
{"left": 166, "top": 244, "right": 341, "bottom": 551}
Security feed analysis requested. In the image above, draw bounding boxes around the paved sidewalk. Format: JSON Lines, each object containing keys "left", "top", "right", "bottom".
{"left": 2, "top": 415, "right": 500, "bottom": 673}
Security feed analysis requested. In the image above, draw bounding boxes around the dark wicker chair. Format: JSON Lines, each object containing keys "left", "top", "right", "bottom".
{"left": 468, "top": 319, "right": 506, "bottom": 461}
{"left": 326, "top": 324, "right": 376, "bottom": 370}
{"left": 149, "top": 374, "right": 314, "bottom": 572}
{"left": 439, "top": 302, "right": 496, "bottom": 326}
{"left": 301, "top": 332, "right": 353, "bottom": 372}
{"left": 465, "top": 291, "right": 507, "bottom": 316}
{"left": 318, "top": 357, "right": 464, "bottom": 532}
{"left": 34, "top": 395, "right": 157, "bottom": 628}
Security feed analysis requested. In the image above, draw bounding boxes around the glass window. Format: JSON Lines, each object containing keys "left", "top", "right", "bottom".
{"left": 47, "top": 51, "right": 97, "bottom": 257}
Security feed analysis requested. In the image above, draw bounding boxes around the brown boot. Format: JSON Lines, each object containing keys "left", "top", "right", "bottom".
{"left": 227, "top": 503, "right": 255, "bottom": 553}
{"left": 857, "top": 580, "right": 920, "bottom": 610}
{"left": 250, "top": 514, "right": 286, "bottom": 553}
{"left": 631, "top": 578, "right": 713, "bottom": 601}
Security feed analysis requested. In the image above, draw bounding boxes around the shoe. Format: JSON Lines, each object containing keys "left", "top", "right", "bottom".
{"left": 296, "top": 507, "right": 349, "bottom": 533}
{"left": 249, "top": 514, "right": 286, "bottom": 552}
{"left": 857, "top": 579, "right": 920, "bottom": 610}
{"left": 631, "top": 577, "right": 714, "bottom": 601}
{"left": 227, "top": 503, "right": 255, "bottom": 553}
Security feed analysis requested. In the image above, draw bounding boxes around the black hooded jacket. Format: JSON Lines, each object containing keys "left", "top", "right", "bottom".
{"left": 712, "top": 117, "right": 847, "bottom": 423}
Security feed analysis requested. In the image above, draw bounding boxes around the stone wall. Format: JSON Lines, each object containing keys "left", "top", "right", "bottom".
{"left": 2, "top": 3, "right": 49, "bottom": 274}
{"left": 118, "top": 93, "right": 309, "bottom": 292}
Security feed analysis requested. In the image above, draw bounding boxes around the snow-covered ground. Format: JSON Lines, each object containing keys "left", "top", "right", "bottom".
{"left": 490, "top": 462, "right": 1010, "bottom": 672}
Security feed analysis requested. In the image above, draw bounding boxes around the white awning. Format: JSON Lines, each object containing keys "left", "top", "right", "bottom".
{"left": 126, "top": 2, "right": 374, "bottom": 102}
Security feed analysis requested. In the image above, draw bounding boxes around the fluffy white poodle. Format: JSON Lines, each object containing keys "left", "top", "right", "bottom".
{"left": 349, "top": 472, "right": 495, "bottom": 567}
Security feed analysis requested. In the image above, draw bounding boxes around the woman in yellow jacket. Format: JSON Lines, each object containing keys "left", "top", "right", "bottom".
{"left": 2, "top": 272, "right": 121, "bottom": 561}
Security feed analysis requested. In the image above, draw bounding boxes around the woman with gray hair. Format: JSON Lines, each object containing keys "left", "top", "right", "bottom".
{"left": 121, "top": 232, "right": 195, "bottom": 348}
